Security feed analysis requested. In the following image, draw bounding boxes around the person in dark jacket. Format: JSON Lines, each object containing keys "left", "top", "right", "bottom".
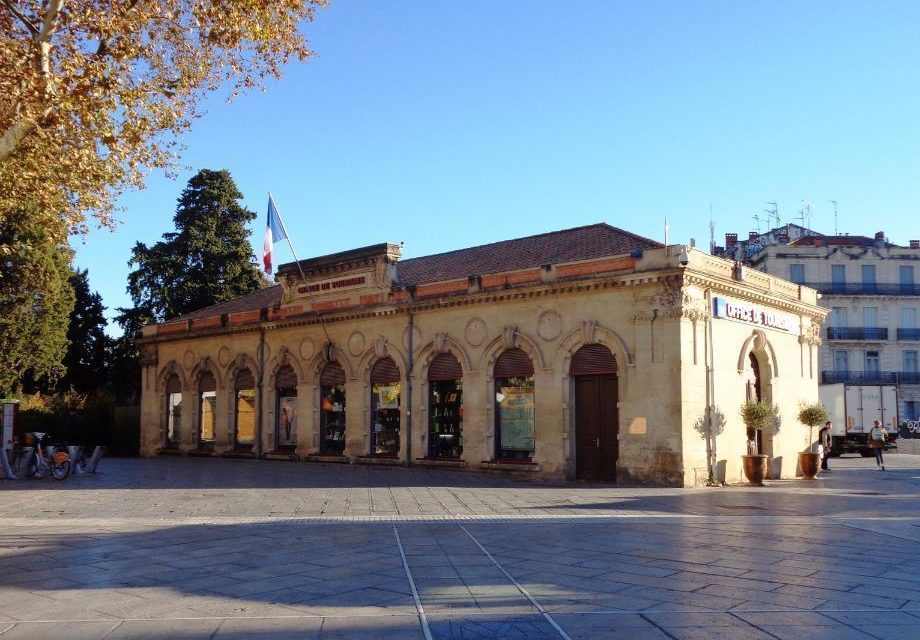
{"left": 819, "top": 421, "right": 832, "bottom": 471}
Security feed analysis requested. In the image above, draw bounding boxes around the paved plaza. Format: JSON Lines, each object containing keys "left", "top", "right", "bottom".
{"left": 3, "top": 456, "right": 920, "bottom": 639}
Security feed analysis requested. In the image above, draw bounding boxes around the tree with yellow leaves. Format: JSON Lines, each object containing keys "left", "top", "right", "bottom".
{"left": 0, "top": 0, "right": 326, "bottom": 238}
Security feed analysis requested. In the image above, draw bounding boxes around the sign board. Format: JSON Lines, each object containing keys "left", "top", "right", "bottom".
{"left": 713, "top": 297, "right": 797, "bottom": 333}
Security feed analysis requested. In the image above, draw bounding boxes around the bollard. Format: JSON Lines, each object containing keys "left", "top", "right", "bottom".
{"left": 0, "top": 447, "right": 13, "bottom": 480}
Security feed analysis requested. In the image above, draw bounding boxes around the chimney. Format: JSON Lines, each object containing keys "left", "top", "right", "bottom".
{"left": 910, "top": 240, "right": 920, "bottom": 249}
{"left": 725, "top": 233, "right": 738, "bottom": 247}
{"left": 748, "top": 231, "right": 758, "bottom": 241}
{"left": 875, "top": 231, "right": 885, "bottom": 241}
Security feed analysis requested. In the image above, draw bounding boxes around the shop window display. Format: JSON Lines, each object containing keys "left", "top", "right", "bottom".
{"left": 164, "top": 373, "right": 181, "bottom": 448}
{"left": 275, "top": 366, "right": 298, "bottom": 448}
{"left": 319, "top": 362, "right": 347, "bottom": 454}
{"left": 493, "top": 349, "right": 535, "bottom": 460}
{"left": 427, "top": 352, "right": 464, "bottom": 458}
{"left": 198, "top": 372, "right": 216, "bottom": 448}
{"left": 370, "top": 357, "right": 400, "bottom": 456}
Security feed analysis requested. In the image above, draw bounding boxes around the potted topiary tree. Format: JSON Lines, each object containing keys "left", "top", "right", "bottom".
{"left": 740, "top": 399, "right": 777, "bottom": 485}
{"left": 797, "top": 402, "right": 828, "bottom": 480}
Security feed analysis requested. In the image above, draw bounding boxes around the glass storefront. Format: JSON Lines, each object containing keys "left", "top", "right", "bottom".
{"left": 275, "top": 366, "right": 298, "bottom": 449}
{"left": 428, "top": 352, "right": 464, "bottom": 458}
{"left": 165, "top": 373, "right": 181, "bottom": 448}
{"left": 370, "top": 357, "right": 400, "bottom": 455}
{"left": 198, "top": 372, "right": 216, "bottom": 448}
{"left": 234, "top": 369, "right": 255, "bottom": 449}
{"left": 493, "top": 349, "right": 535, "bottom": 460}
{"left": 320, "top": 362, "right": 347, "bottom": 454}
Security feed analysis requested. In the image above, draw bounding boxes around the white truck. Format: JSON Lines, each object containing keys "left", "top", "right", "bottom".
{"left": 818, "top": 383, "right": 899, "bottom": 456}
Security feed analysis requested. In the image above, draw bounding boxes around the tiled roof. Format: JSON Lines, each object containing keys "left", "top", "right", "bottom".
{"left": 167, "top": 285, "right": 284, "bottom": 323}
{"left": 395, "top": 223, "right": 660, "bottom": 286}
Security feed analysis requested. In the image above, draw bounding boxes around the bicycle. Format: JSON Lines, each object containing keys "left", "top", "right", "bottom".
{"left": 12, "top": 432, "right": 71, "bottom": 481}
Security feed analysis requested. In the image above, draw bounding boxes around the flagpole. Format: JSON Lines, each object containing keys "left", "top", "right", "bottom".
{"left": 269, "top": 192, "right": 307, "bottom": 283}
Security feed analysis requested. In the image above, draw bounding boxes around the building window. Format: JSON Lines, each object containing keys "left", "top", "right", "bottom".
{"left": 904, "top": 308, "right": 918, "bottom": 329}
{"left": 831, "top": 307, "right": 848, "bottom": 327}
{"left": 165, "top": 373, "right": 181, "bottom": 449}
{"left": 863, "top": 306, "right": 878, "bottom": 329}
{"left": 234, "top": 369, "right": 256, "bottom": 449}
{"left": 905, "top": 351, "right": 919, "bottom": 374}
{"left": 904, "top": 401, "right": 920, "bottom": 421}
{"left": 319, "top": 362, "right": 347, "bottom": 455}
{"left": 370, "top": 357, "right": 401, "bottom": 456}
{"left": 198, "top": 371, "right": 217, "bottom": 448}
{"left": 428, "top": 353, "right": 464, "bottom": 459}
{"left": 494, "top": 348, "right": 536, "bottom": 461}
{"left": 831, "top": 264, "right": 846, "bottom": 293}
{"left": 833, "top": 350, "right": 849, "bottom": 372}
{"left": 275, "top": 366, "right": 298, "bottom": 449}
{"left": 789, "top": 264, "right": 805, "bottom": 284}
{"left": 901, "top": 266, "right": 915, "bottom": 285}
{"left": 865, "top": 350, "right": 880, "bottom": 374}
{"left": 862, "top": 264, "right": 877, "bottom": 292}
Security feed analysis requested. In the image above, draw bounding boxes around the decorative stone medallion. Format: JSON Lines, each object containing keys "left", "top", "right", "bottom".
{"left": 348, "top": 331, "right": 366, "bottom": 357}
{"left": 537, "top": 310, "right": 562, "bottom": 341}
{"left": 299, "top": 337, "right": 315, "bottom": 361}
{"left": 465, "top": 318, "right": 487, "bottom": 347}
{"left": 217, "top": 346, "right": 232, "bottom": 368}
{"left": 182, "top": 349, "right": 195, "bottom": 370}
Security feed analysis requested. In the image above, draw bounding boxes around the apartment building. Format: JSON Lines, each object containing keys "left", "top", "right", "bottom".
{"left": 721, "top": 227, "right": 920, "bottom": 422}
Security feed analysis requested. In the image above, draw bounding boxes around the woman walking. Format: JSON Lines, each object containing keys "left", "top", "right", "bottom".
{"left": 868, "top": 420, "right": 887, "bottom": 471}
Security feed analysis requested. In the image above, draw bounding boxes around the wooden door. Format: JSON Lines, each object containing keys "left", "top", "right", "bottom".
{"left": 575, "top": 375, "right": 619, "bottom": 482}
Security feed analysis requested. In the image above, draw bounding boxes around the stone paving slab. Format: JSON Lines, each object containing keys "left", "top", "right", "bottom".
{"left": 4, "top": 455, "right": 920, "bottom": 639}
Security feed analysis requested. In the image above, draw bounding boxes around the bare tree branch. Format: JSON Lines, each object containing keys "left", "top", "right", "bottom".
{"left": 0, "top": 0, "right": 39, "bottom": 36}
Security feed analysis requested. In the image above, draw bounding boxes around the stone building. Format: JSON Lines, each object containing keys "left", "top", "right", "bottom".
{"left": 731, "top": 228, "right": 920, "bottom": 422}
{"left": 137, "top": 224, "right": 826, "bottom": 486}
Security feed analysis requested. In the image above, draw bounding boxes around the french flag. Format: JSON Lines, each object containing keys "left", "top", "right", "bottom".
{"left": 262, "top": 195, "right": 288, "bottom": 275}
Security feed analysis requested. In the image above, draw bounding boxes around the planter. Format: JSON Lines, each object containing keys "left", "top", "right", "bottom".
{"left": 798, "top": 451, "right": 820, "bottom": 479}
{"left": 741, "top": 454, "right": 769, "bottom": 486}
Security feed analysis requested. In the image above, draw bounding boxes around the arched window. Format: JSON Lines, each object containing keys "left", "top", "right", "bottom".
{"left": 370, "top": 357, "right": 400, "bottom": 456}
{"left": 320, "top": 362, "right": 346, "bottom": 454}
{"left": 198, "top": 371, "right": 217, "bottom": 449}
{"left": 494, "top": 348, "right": 535, "bottom": 460}
{"left": 234, "top": 369, "right": 256, "bottom": 450}
{"left": 275, "top": 366, "right": 298, "bottom": 449}
{"left": 165, "top": 374, "right": 181, "bottom": 449}
{"left": 428, "top": 353, "right": 463, "bottom": 458}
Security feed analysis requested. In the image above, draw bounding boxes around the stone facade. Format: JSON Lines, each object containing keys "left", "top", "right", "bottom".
{"left": 137, "top": 226, "right": 826, "bottom": 486}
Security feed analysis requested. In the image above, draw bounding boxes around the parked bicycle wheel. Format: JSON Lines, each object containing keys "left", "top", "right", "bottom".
{"left": 51, "top": 459, "right": 71, "bottom": 481}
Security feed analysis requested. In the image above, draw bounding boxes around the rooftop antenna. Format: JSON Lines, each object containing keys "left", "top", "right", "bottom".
{"left": 764, "top": 201, "right": 779, "bottom": 228}
{"left": 752, "top": 213, "right": 763, "bottom": 234}
{"left": 828, "top": 199, "right": 838, "bottom": 235}
{"left": 664, "top": 217, "right": 669, "bottom": 246}
{"left": 803, "top": 199, "right": 814, "bottom": 229}
{"left": 709, "top": 203, "right": 715, "bottom": 253}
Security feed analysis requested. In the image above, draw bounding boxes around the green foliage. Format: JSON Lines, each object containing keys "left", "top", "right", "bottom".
{"left": 60, "top": 269, "right": 111, "bottom": 393}
{"left": 0, "top": 207, "right": 75, "bottom": 395}
{"left": 122, "top": 169, "right": 266, "bottom": 325}
{"left": 739, "top": 399, "right": 777, "bottom": 432}
{"left": 797, "top": 402, "right": 829, "bottom": 428}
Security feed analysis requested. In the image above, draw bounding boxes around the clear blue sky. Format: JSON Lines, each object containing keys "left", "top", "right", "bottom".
{"left": 72, "top": 1, "right": 920, "bottom": 333}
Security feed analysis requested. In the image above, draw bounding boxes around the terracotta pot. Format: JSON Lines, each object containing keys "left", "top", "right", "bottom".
{"left": 741, "top": 454, "right": 769, "bottom": 486}
{"left": 798, "top": 451, "right": 820, "bottom": 479}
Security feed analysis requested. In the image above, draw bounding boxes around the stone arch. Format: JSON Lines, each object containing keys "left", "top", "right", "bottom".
{"left": 736, "top": 329, "right": 779, "bottom": 378}
{"left": 478, "top": 328, "right": 546, "bottom": 375}
{"left": 266, "top": 346, "right": 305, "bottom": 387}
{"left": 307, "top": 344, "right": 355, "bottom": 383}
{"left": 555, "top": 323, "right": 633, "bottom": 373}
{"left": 156, "top": 360, "right": 188, "bottom": 393}
{"left": 357, "top": 340, "right": 409, "bottom": 381}
{"left": 225, "top": 353, "right": 261, "bottom": 386}
{"left": 416, "top": 336, "right": 473, "bottom": 379}
{"left": 189, "top": 356, "right": 223, "bottom": 390}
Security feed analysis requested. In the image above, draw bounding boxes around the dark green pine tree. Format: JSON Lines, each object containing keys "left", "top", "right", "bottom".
{"left": 124, "top": 168, "right": 266, "bottom": 324}
{"left": 0, "top": 206, "right": 76, "bottom": 395}
{"left": 59, "top": 269, "right": 110, "bottom": 393}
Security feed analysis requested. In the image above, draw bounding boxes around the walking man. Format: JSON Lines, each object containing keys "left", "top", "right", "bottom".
{"left": 868, "top": 420, "right": 887, "bottom": 471}
{"left": 819, "top": 421, "right": 832, "bottom": 471}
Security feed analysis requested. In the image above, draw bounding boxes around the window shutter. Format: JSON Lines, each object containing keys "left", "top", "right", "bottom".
{"left": 275, "top": 366, "right": 298, "bottom": 389}
{"left": 165, "top": 374, "right": 181, "bottom": 394}
{"left": 569, "top": 344, "right": 617, "bottom": 376}
{"left": 320, "top": 362, "right": 346, "bottom": 386}
{"left": 428, "top": 353, "right": 462, "bottom": 381}
{"left": 494, "top": 348, "right": 534, "bottom": 378}
{"left": 199, "top": 372, "right": 216, "bottom": 393}
{"left": 234, "top": 369, "right": 255, "bottom": 390}
{"left": 370, "top": 357, "right": 400, "bottom": 384}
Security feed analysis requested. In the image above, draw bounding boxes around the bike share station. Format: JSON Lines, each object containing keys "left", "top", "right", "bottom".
{"left": 0, "top": 400, "right": 104, "bottom": 481}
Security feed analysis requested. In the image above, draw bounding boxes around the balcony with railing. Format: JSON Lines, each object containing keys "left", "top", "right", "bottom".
{"left": 898, "top": 328, "right": 920, "bottom": 341}
{"left": 822, "top": 371, "right": 898, "bottom": 384}
{"left": 807, "top": 282, "right": 920, "bottom": 296}
{"left": 826, "top": 327, "right": 888, "bottom": 340}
